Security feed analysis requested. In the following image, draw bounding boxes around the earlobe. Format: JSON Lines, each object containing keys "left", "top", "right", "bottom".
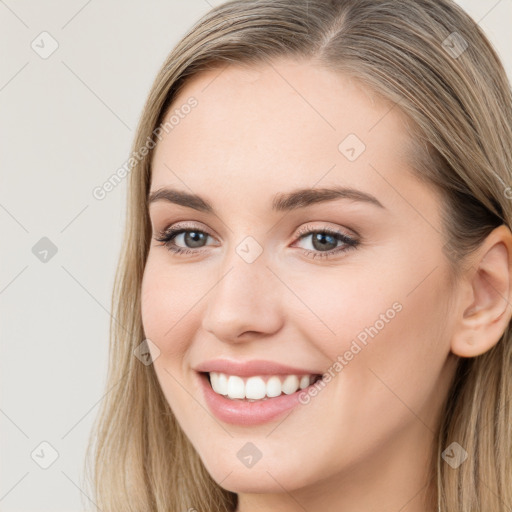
{"left": 451, "top": 225, "right": 512, "bottom": 358}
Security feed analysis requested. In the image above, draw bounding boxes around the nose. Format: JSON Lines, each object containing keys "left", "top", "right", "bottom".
{"left": 201, "top": 251, "right": 284, "bottom": 343}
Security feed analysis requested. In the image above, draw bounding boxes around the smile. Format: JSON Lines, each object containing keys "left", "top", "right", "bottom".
{"left": 197, "top": 370, "right": 325, "bottom": 426}
{"left": 207, "top": 372, "right": 323, "bottom": 401}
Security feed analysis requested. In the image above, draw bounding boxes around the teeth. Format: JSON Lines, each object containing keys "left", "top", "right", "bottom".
{"left": 208, "top": 372, "right": 319, "bottom": 400}
{"left": 266, "top": 376, "right": 282, "bottom": 398}
{"left": 299, "top": 375, "right": 310, "bottom": 389}
{"left": 227, "top": 375, "right": 245, "bottom": 399}
{"left": 282, "top": 375, "right": 299, "bottom": 394}
{"left": 245, "top": 376, "right": 267, "bottom": 399}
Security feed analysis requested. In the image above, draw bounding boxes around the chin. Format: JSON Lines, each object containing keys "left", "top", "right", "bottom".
{"left": 214, "top": 473, "right": 291, "bottom": 494}
{"left": 200, "top": 455, "right": 313, "bottom": 494}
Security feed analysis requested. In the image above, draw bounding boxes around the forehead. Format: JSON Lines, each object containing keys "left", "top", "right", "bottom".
{"left": 150, "top": 58, "right": 419, "bottom": 212}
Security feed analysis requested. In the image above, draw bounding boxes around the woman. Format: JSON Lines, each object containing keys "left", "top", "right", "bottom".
{"left": 85, "top": 1, "right": 512, "bottom": 511}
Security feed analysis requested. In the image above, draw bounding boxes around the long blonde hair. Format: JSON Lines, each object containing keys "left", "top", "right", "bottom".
{"left": 83, "top": 1, "right": 512, "bottom": 510}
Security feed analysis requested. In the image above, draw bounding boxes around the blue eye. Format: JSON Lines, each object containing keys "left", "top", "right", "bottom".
{"left": 292, "top": 225, "right": 359, "bottom": 259}
{"left": 154, "top": 227, "right": 214, "bottom": 255}
{"left": 154, "top": 224, "right": 359, "bottom": 260}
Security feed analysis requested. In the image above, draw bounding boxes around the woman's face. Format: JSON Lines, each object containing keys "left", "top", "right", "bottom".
{"left": 141, "top": 59, "right": 460, "bottom": 499}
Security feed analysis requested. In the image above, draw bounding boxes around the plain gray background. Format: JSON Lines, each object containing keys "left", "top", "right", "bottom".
{"left": 1, "top": 1, "right": 511, "bottom": 511}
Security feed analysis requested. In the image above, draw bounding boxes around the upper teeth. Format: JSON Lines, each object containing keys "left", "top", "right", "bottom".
{"left": 208, "top": 372, "right": 316, "bottom": 400}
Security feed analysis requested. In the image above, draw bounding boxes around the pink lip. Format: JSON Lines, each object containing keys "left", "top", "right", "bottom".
{"left": 193, "top": 358, "right": 322, "bottom": 377}
{"left": 197, "top": 372, "right": 319, "bottom": 426}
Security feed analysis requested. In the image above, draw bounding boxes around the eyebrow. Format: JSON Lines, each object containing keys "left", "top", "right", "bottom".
{"left": 147, "top": 186, "right": 385, "bottom": 213}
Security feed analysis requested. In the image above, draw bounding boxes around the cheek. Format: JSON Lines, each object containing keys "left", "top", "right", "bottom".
{"left": 140, "top": 256, "right": 205, "bottom": 422}
{"left": 140, "top": 254, "right": 200, "bottom": 361}
{"left": 293, "top": 257, "right": 452, "bottom": 407}
{"left": 284, "top": 265, "right": 404, "bottom": 362}
{"left": 337, "top": 260, "right": 454, "bottom": 430}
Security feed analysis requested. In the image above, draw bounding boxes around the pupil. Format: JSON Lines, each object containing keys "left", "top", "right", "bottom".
{"left": 313, "top": 233, "right": 336, "bottom": 251}
{"left": 185, "top": 231, "right": 206, "bottom": 248}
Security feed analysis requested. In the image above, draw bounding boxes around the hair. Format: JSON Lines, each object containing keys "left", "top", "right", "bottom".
{"left": 83, "top": 1, "right": 512, "bottom": 510}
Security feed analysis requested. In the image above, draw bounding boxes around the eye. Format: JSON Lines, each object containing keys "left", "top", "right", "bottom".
{"left": 154, "top": 222, "right": 359, "bottom": 260}
{"left": 154, "top": 223, "right": 214, "bottom": 255}
{"left": 292, "top": 224, "right": 359, "bottom": 260}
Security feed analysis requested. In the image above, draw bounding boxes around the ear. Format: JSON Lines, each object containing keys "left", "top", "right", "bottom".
{"left": 451, "top": 224, "right": 512, "bottom": 358}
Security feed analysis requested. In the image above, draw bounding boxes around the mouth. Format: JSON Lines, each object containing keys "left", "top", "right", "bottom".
{"left": 196, "top": 369, "right": 326, "bottom": 425}
{"left": 202, "top": 371, "right": 323, "bottom": 402}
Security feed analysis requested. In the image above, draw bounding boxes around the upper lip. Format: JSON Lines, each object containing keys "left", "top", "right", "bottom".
{"left": 194, "top": 358, "right": 322, "bottom": 377}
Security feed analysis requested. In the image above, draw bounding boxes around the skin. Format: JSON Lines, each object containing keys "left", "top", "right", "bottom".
{"left": 140, "top": 58, "right": 512, "bottom": 512}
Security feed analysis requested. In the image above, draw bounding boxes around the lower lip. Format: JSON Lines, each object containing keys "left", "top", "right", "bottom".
{"left": 197, "top": 372, "right": 316, "bottom": 426}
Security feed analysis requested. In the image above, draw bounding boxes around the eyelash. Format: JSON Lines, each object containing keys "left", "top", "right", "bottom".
{"left": 154, "top": 223, "right": 359, "bottom": 260}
